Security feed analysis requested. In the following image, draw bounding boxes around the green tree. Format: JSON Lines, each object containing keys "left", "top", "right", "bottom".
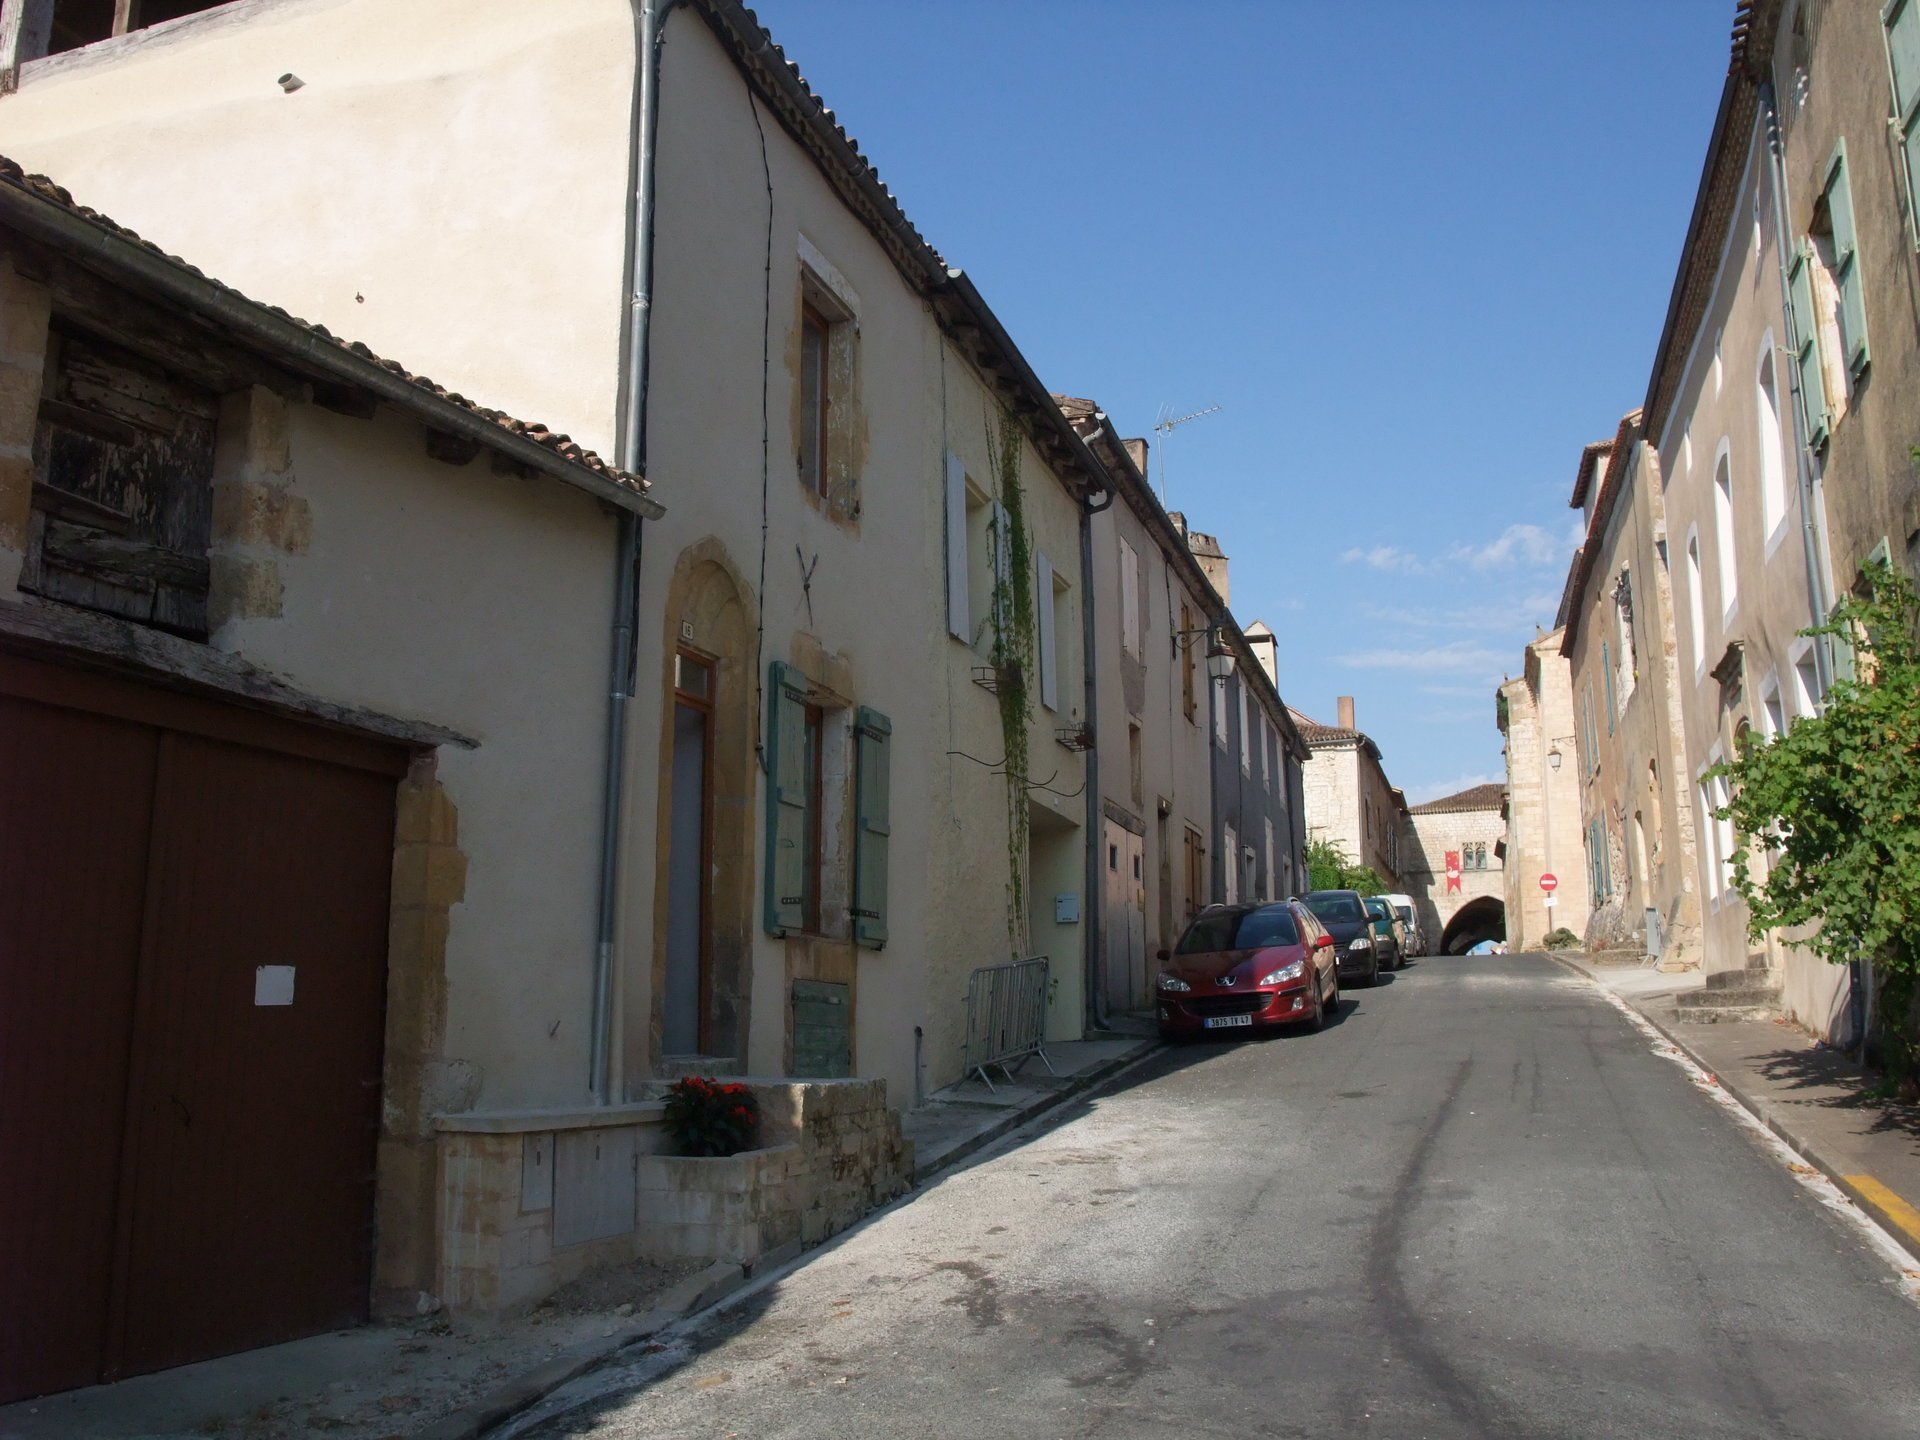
{"left": 1710, "top": 559, "right": 1920, "bottom": 1088}
{"left": 1305, "top": 837, "right": 1385, "bottom": 896}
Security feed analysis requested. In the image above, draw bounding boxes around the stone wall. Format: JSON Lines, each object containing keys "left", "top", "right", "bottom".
{"left": 1402, "top": 806, "right": 1505, "bottom": 948}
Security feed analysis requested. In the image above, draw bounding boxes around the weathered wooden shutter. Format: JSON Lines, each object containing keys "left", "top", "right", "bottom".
{"left": 1603, "top": 642, "right": 1615, "bottom": 734}
{"left": 1035, "top": 551, "right": 1058, "bottom": 710}
{"left": 1787, "top": 244, "right": 1831, "bottom": 451}
{"left": 945, "top": 452, "right": 969, "bottom": 640}
{"left": 1823, "top": 145, "right": 1870, "bottom": 376}
{"left": 1119, "top": 537, "right": 1140, "bottom": 657}
{"left": 1888, "top": 0, "right": 1920, "bottom": 245}
{"left": 852, "top": 706, "right": 891, "bottom": 950}
{"left": 763, "top": 660, "right": 809, "bottom": 936}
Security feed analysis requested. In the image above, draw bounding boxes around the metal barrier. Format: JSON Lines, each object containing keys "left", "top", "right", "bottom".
{"left": 962, "top": 955, "right": 1056, "bottom": 1091}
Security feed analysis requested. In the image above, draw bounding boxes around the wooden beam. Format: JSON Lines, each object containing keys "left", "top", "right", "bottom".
{"left": 0, "top": 0, "right": 55, "bottom": 75}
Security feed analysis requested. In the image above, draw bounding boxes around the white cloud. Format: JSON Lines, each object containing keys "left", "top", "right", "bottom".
{"left": 1340, "top": 544, "right": 1427, "bottom": 574}
{"left": 1406, "top": 771, "right": 1503, "bottom": 806}
{"left": 1445, "top": 523, "right": 1578, "bottom": 573}
{"left": 1338, "top": 640, "right": 1508, "bottom": 677}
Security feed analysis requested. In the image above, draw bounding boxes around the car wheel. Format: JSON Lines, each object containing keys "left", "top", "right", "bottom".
{"left": 1305, "top": 979, "right": 1327, "bottom": 1032}
{"left": 1361, "top": 957, "right": 1379, "bottom": 987}
{"left": 1326, "top": 965, "right": 1339, "bottom": 1012}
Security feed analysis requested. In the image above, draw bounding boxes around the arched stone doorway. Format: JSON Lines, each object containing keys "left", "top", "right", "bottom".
{"left": 1440, "top": 896, "right": 1506, "bottom": 955}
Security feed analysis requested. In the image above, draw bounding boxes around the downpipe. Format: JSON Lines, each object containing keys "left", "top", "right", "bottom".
{"left": 590, "top": 0, "right": 683, "bottom": 1105}
{"left": 1079, "top": 476, "right": 1113, "bottom": 1033}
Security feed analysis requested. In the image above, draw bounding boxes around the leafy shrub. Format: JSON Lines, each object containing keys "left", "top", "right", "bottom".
{"left": 1543, "top": 927, "right": 1581, "bottom": 951}
{"left": 663, "top": 1077, "right": 760, "bottom": 1157}
{"left": 1305, "top": 837, "right": 1385, "bottom": 896}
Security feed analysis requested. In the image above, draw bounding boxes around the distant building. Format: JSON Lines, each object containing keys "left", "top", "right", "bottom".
{"left": 1402, "top": 785, "right": 1508, "bottom": 954}
{"left": 1294, "top": 697, "right": 1406, "bottom": 890}
{"left": 1499, "top": 629, "right": 1591, "bottom": 949}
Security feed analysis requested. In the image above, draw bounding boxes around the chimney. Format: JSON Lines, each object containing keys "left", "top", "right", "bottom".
{"left": 1337, "top": 695, "right": 1355, "bottom": 731}
{"left": 1123, "top": 437, "right": 1149, "bottom": 478}
{"left": 1245, "top": 622, "right": 1279, "bottom": 687}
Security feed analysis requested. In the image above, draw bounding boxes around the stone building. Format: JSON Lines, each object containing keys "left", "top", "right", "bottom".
{"left": 1499, "top": 628, "right": 1590, "bottom": 949}
{"left": 1401, "top": 784, "right": 1508, "bottom": 954}
{"left": 1294, "top": 696, "right": 1406, "bottom": 889}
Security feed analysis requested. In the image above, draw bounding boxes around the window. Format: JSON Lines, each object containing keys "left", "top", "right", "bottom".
{"left": 1790, "top": 141, "right": 1869, "bottom": 449}
{"left": 851, "top": 708, "right": 892, "bottom": 948}
{"left": 1222, "top": 823, "right": 1239, "bottom": 904}
{"left": 1756, "top": 341, "right": 1789, "bottom": 540}
{"left": 1603, "top": 641, "right": 1615, "bottom": 735}
{"left": 1183, "top": 825, "right": 1206, "bottom": 918}
{"left": 1128, "top": 722, "right": 1144, "bottom": 808}
{"left": 1179, "top": 599, "right": 1197, "bottom": 720}
{"left": 1036, "top": 551, "right": 1069, "bottom": 712}
{"left": 801, "top": 704, "right": 826, "bottom": 934}
{"left": 1699, "top": 778, "right": 1722, "bottom": 900}
{"left": 1760, "top": 670, "right": 1786, "bottom": 739}
{"left": 1787, "top": 243, "right": 1834, "bottom": 451}
{"left": 1119, "top": 537, "right": 1141, "bottom": 659}
{"left": 1819, "top": 144, "right": 1869, "bottom": 380}
{"left": 1789, "top": 637, "right": 1824, "bottom": 719}
{"left": 1613, "top": 570, "right": 1636, "bottom": 707}
{"left": 799, "top": 304, "right": 829, "bottom": 497}
{"left": 960, "top": 480, "right": 1008, "bottom": 661}
{"left": 1712, "top": 443, "right": 1738, "bottom": 618}
{"left": 30, "top": 1, "right": 228, "bottom": 58}
{"left": 1778, "top": 1, "right": 1812, "bottom": 136}
{"left": 1239, "top": 683, "right": 1251, "bottom": 774}
{"left": 1885, "top": 0, "right": 1920, "bottom": 247}
{"left": 1686, "top": 531, "right": 1706, "bottom": 674}
{"left": 1712, "top": 328, "right": 1724, "bottom": 394}
{"left": 1713, "top": 772, "right": 1737, "bottom": 898}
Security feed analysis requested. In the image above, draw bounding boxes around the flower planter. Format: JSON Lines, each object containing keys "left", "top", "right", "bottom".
{"left": 634, "top": 1143, "right": 801, "bottom": 1262}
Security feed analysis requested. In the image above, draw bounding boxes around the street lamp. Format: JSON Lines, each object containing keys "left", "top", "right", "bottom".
{"left": 1205, "top": 637, "right": 1236, "bottom": 682}
{"left": 1547, "top": 746, "right": 1563, "bottom": 771}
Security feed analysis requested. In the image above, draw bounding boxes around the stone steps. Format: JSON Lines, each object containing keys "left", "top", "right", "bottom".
{"left": 1674, "top": 983, "right": 1781, "bottom": 1023}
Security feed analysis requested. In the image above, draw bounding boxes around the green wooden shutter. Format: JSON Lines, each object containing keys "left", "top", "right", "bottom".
{"left": 1823, "top": 144, "right": 1870, "bottom": 376}
{"left": 1603, "top": 642, "right": 1615, "bottom": 734}
{"left": 1887, "top": 0, "right": 1920, "bottom": 247}
{"left": 763, "top": 660, "right": 809, "bottom": 936}
{"left": 852, "top": 706, "right": 891, "bottom": 950}
{"left": 1787, "top": 244, "right": 1832, "bottom": 451}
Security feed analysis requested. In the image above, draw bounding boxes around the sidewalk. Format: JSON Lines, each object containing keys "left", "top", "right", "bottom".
{"left": 1555, "top": 950, "right": 1920, "bottom": 1265}
{"left": 901, "top": 1032, "right": 1159, "bottom": 1183}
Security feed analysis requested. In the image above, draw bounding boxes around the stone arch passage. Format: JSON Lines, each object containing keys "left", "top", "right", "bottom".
{"left": 1441, "top": 896, "right": 1506, "bottom": 955}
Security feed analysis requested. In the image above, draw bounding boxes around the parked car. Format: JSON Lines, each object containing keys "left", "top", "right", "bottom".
{"left": 1154, "top": 900, "right": 1340, "bottom": 1039}
{"left": 1382, "top": 892, "right": 1424, "bottom": 956}
{"left": 1363, "top": 895, "right": 1406, "bottom": 970}
{"left": 1301, "top": 889, "right": 1380, "bottom": 987}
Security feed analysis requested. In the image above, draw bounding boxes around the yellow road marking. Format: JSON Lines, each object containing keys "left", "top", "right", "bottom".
{"left": 1846, "top": 1174, "right": 1920, "bottom": 1248}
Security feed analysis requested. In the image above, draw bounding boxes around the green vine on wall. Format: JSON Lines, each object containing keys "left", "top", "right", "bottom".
{"left": 987, "top": 406, "right": 1035, "bottom": 953}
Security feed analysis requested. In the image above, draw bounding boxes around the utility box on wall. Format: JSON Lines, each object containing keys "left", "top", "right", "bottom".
{"left": 1054, "top": 893, "right": 1080, "bottom": 924}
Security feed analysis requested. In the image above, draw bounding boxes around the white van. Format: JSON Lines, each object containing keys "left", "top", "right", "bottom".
{"left": 1382, "top": 893, "right": 1423, "bottom": 956}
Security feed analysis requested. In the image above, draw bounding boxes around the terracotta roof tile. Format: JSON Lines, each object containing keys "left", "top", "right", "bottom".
{"left": 1409, "top": 782, "right": 1507, "bottom": 816}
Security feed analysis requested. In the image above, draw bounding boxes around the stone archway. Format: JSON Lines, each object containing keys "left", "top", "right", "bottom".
{"left": 1440, "top": 896, "right": 1506, "bottom": 955}
{"left": 641, "top": 540, "right": 756, "bottom": 1075}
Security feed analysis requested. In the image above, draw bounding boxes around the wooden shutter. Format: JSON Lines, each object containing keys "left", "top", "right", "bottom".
{"left": 1822, "top": 145, "right": 1870, "bottom": 376}
{"left": 1119, "top": 538, "right": 1140, "bottom": 657}
{"left": 1179, "top": 599, "right": 1196, "bottom": 718}
{"left": 852, "top": 706, "right": 891, "bottom": 949}
{"left": 1889, "top": 0, "right": 1920, "bottom": 246}
{"left": 763, "top": 661, "right": 809, "bottom": 936}
{"left": 945, "top": 452, "right": 969, "bottom": 640}
{"left": 1787, "top": 244, "right": 1832, "bottom": 450}
{"left": 1036, "top": 551, "right": 1057, "bottom": 710}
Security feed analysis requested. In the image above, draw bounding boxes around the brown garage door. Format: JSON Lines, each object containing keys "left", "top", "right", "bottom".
{"left": 0, "top": 653, "right": 404, "bottom": 1402}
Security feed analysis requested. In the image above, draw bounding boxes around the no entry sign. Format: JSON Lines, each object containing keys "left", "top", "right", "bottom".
{"left": 1540, "top": 872, "right": 1559, "bottom": 893}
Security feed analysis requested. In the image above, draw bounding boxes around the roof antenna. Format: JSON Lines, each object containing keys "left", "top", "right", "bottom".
{"left": 1152, "top": 403, "right": 1221, "bottom": 506}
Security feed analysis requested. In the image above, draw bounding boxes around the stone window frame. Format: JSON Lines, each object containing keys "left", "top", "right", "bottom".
{"left": 793, "top": 234, "right": 860, "bottom": 527}
{"left": 2, "top": 0, "right": 241, "bottom": 75}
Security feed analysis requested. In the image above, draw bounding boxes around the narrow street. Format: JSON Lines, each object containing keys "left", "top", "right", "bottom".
{"left": 503, "top": 955, "right": 1920, "bottom": 1440}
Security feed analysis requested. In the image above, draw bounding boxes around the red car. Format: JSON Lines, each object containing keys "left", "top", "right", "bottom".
{"left": 1155, "top": 900, "right": 1340, "bottom": 1040}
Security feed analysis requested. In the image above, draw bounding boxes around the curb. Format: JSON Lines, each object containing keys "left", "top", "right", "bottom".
{"left": 910, "top": 1037, "right": 1161, "bottom": 1186}
{"left": 411, "top": 1258, "right": 750, "bottom": 1440}
{"left": 1553, "top": 953, "right": 1920, "bottom": 1268}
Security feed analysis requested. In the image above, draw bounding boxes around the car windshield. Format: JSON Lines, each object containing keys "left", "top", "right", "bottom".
{"left": 1176, "top": 905, "right": 1301, "bottom": 954}
{"left": 1305, "top": 894, "right": 1365, "bottom": 924}
{"left": 1394, "top": 905, "right": 1414, "bottom": 924}
{"left": 1365, "top": 899, "right": 1390, "bottom": 921}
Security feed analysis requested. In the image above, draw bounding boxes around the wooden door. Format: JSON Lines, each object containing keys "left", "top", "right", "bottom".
{"left": 0, "top": 655, "right": 401, "bottom": 1401}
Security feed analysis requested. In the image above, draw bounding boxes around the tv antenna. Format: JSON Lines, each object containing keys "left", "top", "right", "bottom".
{"left": 1152, "top": 403, "right": 1221, "bottom": 506}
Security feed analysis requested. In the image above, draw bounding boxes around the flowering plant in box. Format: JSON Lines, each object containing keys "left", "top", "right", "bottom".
{"left": 663, "top": 1076, "right": 760, "bottom": 1157}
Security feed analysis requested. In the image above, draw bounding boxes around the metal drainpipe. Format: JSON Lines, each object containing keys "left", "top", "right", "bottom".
{"left": 590, "top": 0, "right": 683, "bottom": 1106}
{"left": 1759, "top": 79, "right": 1837, "bottom": 691}
{"left": 1079, "top": 450, "right": 1114, "bottom": 1033}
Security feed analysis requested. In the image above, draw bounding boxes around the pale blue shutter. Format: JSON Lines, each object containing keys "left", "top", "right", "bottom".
{"left": 1787, "top": 244, "right": 1831, "bottom": 450}
{"left": 1036, "top": 551, "right": 1058, "bottom": 710}
{"left": 763, "top": 661, "right": 809, "bottom": 936}
{"left": 945, "top": 452, "right": 969, "bottom": 640}
{"left": 852, "top": 706, "right": 891, "bottom": 949}
{"left": 1824, "top": 144, "right": 1870, "bottom": 376}
{"left": 1888, "top": 0, "right": 1920, "bottom": 246}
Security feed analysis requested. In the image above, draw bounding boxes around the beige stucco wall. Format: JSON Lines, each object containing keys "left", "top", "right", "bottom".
{"left": 0, "top": 0, "right": 635, "bottom": 455}
{"left": 0, "top": 0, "right": 1092, "bottom": 1108}
{"left": 1563, "top": 440, "right": 1701, "bottom": 965}
{"left": 1089, "top": 490, "right": 1215, "bottom": 995}
{"left": 1500, "top": 630, "right": 1588, "bottom": 948}
{"left": 1302, "top": 727, "right": 1402, "bottom": 887}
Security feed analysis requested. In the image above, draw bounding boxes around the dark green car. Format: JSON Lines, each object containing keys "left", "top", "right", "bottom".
{"left": 1362, "top": 895, "right": 1405, "bottom": 970}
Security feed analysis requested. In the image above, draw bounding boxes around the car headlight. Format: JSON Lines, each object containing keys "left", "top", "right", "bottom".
{"left": 1348, "top": 936, "right": 1373, "bottom": 951}
{"left": 1258, "top": 959, "right": 1306, "bottom": 986}
{"left": 1156, "top": 973, "right": 1191, "bottom": 993}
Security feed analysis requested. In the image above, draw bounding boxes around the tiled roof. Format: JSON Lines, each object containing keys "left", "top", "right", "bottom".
{"left": 1409, "top": 782, "right": 1506, "bottom": 816}
{"left": 1288, "top": 707, "right": 1358, "bottom": 746}
{"left": 0, "top": 155, "right": 654, "bottom": 511}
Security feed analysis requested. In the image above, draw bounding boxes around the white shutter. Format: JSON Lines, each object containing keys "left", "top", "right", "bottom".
{"left": 1036, "top": 551, "right": 1058, "bottom": 710}
{"left": 945, "top": 451, "right": 968, "bottom": 640}
{"left": 1239, "top": 684, "right": 1250, "bottom": 773}
{"left": 1119, "top": 538, "right": 1140, "bottom": 658}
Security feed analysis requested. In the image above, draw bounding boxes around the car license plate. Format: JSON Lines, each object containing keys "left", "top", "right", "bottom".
{"left": 1203, "top": 1014, "right": 1253, "bottom": 1029}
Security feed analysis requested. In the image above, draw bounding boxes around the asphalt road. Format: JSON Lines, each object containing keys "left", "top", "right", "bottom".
{"left": 503, "top": 953, "right": 1920, "bottom": 1439}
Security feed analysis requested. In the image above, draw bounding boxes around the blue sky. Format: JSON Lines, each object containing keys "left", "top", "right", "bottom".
{"left": 752, "top": 0, "right": 1733, "bottom": 803}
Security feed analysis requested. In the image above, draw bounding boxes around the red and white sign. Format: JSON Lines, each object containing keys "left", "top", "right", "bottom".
{"left": 1445, "top": 850, "right": 1462, "bottom": 895}
{"left": 1539, "top": 872, "right": 1558, "bottom": 893}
